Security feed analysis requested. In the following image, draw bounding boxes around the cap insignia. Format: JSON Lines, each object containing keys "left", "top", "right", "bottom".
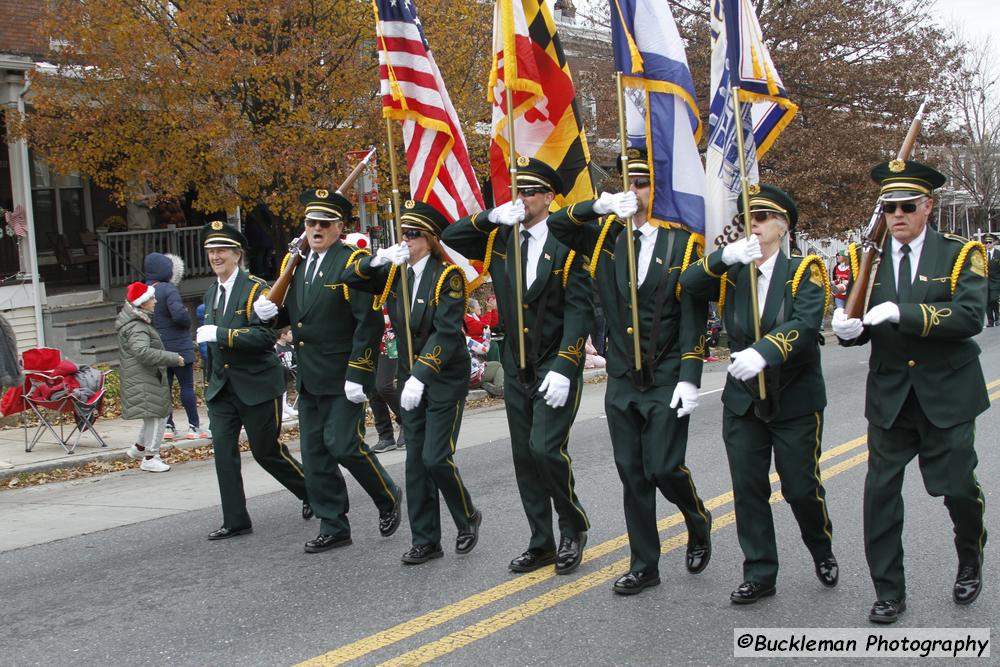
{"left": 516, "top": 155, "right": 530, "bottom": 167}
{"left": 315, "top": 189, "right": 329, "bottom": 198}
{"left": 404, "top": 199, "right": 416, "bottom": 209}
{"left": 211, "top": 221, "right": 224, "bottom": 230}
{"left": 626, "top": 148, "right": 641, "bottom": 159}
{"left": 747, "top": 184, "right": 761, "bottom": 196}
{"left": 889, "top": 159, "right": 906, "bottom": 173}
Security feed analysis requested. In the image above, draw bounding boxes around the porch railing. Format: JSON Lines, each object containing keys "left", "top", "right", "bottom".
{"left": 97, "top": 226, "right": 213, "bottom": 294}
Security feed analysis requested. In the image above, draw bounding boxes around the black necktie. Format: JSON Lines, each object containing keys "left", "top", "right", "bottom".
{"left": 897, "top": 244, "right": 912, "bottom": 302}
{"left": 632, "top": 229, "right": 643, "bottom": 284}
{"left": 215, "top": 285, "right": 226, "bottom": 322}
{"left": 521, "top": 230, "right": 531, "bottom": 286}
{"left": 305, "top": 253, "right": 319, "bottom": 291}
{"left": 406, "top": 267, "right": 416, "bottom": 311}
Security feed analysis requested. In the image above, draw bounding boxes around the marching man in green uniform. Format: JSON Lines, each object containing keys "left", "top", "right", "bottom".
{"left": 253, "top": 190, "right": 402, "bottom": 553}
{"left": 548, "top": 147, "right": 712, "bottom": 595}
{"left": 984, "top": 234, "right": 1000, "bottom": 327}
{"left": 442, "top": 158, "right": 593, "bottom": 575}
{"left": 343, "top": 200, "right": 481, "bottom": 565}
{"left": 680, "top": 185, "right": 839, "bottom": 604}
{"left": 833, "top": 160, "right": 989, "bottom": 624}
{"left": 196, "top": 222, "right": 311, "bottom": 540}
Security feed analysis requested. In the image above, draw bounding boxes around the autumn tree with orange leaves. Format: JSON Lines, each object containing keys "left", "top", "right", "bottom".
{"left": 15, "top": 0, "right": 493, "bottom": 226}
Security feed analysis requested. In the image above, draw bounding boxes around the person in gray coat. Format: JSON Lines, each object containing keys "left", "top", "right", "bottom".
{"left": 116, "top": 282, "right": 185, "bottom": 472}
{"left": 143, "top": 252, "right": 207, "bottom": 440}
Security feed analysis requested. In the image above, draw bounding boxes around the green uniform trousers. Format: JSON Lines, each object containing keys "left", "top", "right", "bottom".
{"left": 506, "top": 373, "right": 589, "bottom": 552}
{"left": 208, "top": 384, "right": 307, "bottom": 529}
{"left": 864, "top": 389, "right": 987, "bottom": 601}
{"left": 400, "top": 396, "right": 476, "bottom": 546}
{"left": 298, "top": 388, "right": 399, "bottom": 539}
{"left": 723, "top": 408, "right": 833, "bottom": 587}
{"left": 606, "top": 377, "right": 711, "bottom": 575}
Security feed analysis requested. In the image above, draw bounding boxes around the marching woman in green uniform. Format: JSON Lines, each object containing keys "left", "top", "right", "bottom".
{"left": 196, "top": 222, "right": 310, "bottom": 540}
{"left": 441, "top": 157, "right": 593, "bottom": 576}
{"left": 833, "top": 160, "right": 989, "bottom": 624}
{"left": 253, "top": 190, "right": 401, "bottom": 553}
{"left": 343, "top": 200, "right": 481, "bottom": 565}
{"left": 680, "top": 185, "right": 839, "bottom": 604}
{"left": 548, "top": 147, "right": 712, "bottom": 595}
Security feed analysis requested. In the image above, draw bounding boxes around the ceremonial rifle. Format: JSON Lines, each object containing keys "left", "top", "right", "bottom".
{"left": 844, "top": 99, "right": 927, "bottom": 319}
{"left": 267, "top": 147, "right": 377, "bottom": 306}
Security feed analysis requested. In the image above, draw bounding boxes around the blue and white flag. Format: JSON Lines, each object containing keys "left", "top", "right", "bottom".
{"left": 609, "top": 0, "right": 706, "bottom": 240}
{"left": 705, "top": 0, "right": 798, "bottom": 250}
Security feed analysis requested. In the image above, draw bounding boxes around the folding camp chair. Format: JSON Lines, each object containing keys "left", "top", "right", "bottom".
{"left": 20, "top": 348, "right": 109, "bottom": 454}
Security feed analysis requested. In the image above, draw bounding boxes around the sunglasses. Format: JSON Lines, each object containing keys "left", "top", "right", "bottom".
{"left": 631, "top": 178, "right": 651, "bottom": 188}
{"left": 402, "top": 229, "right": 423, "bottom": 240}
{"left": 305, "top": 218, "right": 334, "bottom": 228}
{"left": 882, "top": 202, "right": 919, "bottom": 214}
{"left": 517, "top": 187, "right": 550, "bottom": 198}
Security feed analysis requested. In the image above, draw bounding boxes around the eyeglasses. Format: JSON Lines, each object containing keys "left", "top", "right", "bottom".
{"left": 631, "top": 179, "right": 651, "bottom": 189}
{"left": 882, "top": 202, "right": 919, "bottom": 214}
{"left": 749, "top": 211, "right": 773, "bottom": 222}
{"left": 305, "top": 218, "right": 334, "bottom": 228}
{"left": 402, "top": 229, "right": 423, "bottom": 239}
{"left": 517, "top": 187, "right": 549, "bottom": 198}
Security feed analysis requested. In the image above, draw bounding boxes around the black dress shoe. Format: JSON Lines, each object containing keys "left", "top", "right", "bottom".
{"left": 868, "top": 598, "right": 905, "bottom": 624}
{"left": 402, "top": 543, "right": 444, "bottom": 564}
{"left": 456, "top": 510, "right": 482, "bottom": 554}
{"left": 379, "top": 488, "right": 403, "bottom": 537}
{"left": 508, "top": 548, "right": 557, "bottom": 573}
{"left": 372, "top": 438, "right": 396, "bottom": 453}
{"left": 555, "top": 533, "right": 587, "bottom": 575}
{"left": 304, "top": 533, "right": 352, "bottom": 553}
{"left": 954, "top": 562, "right": 982, "bottom": 605}
{"left": 613, "top": 570, "right": 661, "bottom": 595}
{"left": 815, "top": 556, "right": 839, "bottom": 587}
{"left": 302, "top": 502, "right": 314, "bottom": 520}
{"left": 730, "top": 581, "right": 776, "bottom": 604}
{"left": 207, "top": 525, "right": 252, "bottom": 541}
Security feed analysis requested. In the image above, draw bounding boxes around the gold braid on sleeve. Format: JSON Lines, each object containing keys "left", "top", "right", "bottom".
{"left": 791, "top": 255, "right": 831, "bottom": 313}
{"left": 561, "top": 251, "right": 576, "bottom": 289}
{"left": 589, "top": 215, "right": 617, "bottom": 280}
{"left": 469, "top": 228, "right": 499, "bottom": 291}
{"left": 675, "top": 233, "right": 701, "bottom": 300}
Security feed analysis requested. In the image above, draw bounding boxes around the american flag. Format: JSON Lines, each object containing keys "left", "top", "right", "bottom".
{"left": 5, "top": 205, "right": 26, "bottom": 238}
{"left": 374, "top": 0, "right": 484, "bottom": 221}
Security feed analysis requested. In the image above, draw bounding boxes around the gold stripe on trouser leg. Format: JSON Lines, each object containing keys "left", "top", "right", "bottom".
{"left": 557, "top": 380, "right": 589, "bottom": 529}
{"left": 355, "top": 401, "right": 396, "bottom": 501}
{"left": 273, "top": 397, "right": 305, "bottom": 477}
{"left": 810, "top": 411, "right": 833, "bottom": 541}
{"left": 446, "top": 400, "right": 472, "bottom": 518}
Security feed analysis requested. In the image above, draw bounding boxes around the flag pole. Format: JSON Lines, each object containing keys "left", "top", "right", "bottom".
{"left": 505, "top": 86, "right": 528, "bottom": 371}
{"left": 385, "top": 118, "right": 416, "bottom": 367}
{"left": 615, "top": 73, "right": 643, "bottom": 371}
{"left": 730, "top": 86, "right": 766, "bottom": 399}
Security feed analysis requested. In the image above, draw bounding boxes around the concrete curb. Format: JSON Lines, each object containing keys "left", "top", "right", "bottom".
{"left": 0, "top": 370, "right": 607, "bottom": 482}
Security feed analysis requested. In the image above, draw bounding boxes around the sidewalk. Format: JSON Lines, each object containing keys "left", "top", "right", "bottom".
{"left": 0, "top": 372, "right": 607, "bottom": 481}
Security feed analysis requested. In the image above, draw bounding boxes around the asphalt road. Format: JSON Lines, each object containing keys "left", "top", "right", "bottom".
{"left": 2, "top": 330, "right": 998, "bottom": 666}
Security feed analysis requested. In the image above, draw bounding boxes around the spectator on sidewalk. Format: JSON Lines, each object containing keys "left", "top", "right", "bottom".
{"left": 832, "top": 252, "right": 851, "bottom": 310}
{"left": 143, "top": 252, "right": 208, "bottom": 441}
{"left": 275, "top": 326, "right": 297, "bottom": 418}
{"left": 464, "top": 297, "right": 497, "bottom": 344}
{"left": 371, "top": 309, "right": 404, "bottom": 453}
{"left": 116, "top": 282, "right": 185, "bottom": 473}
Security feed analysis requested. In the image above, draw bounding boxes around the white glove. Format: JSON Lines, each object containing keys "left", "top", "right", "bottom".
{"left": 400, "top": 376, "right": 425, "bottom": 411}
{"left": 862, "top": 302, "right": 900, "bottom": 326}
{"left": 728, "top": 348, "right": 768, "bottom": 382}
{"left": 594, "top": 191, "right": 640, "bottom": 218}
{"left": 196, "top": 325, "right": 218, "bottom": 344}
{"left": 721, "top": 236, "right": 763, "bottom": 266}
{"left": 488, "top": 200, "right": 526, "bottom": 227}
{"left": 831, "top": 307, "right": 864, "bottom": 340}
{"left": 538, "top": 371, "right": 571, "bottom": 408}
{"left": 344, "top": 380, "right": 367, "bottom": 404}
{"left": 371, "top": 242, "right": 410, "bottom": 267}
{"left": 253, "top": 295, "right": 279, "bottom": 321}
{"left": 669, "top": 381, "right": 700, "bottom": 418}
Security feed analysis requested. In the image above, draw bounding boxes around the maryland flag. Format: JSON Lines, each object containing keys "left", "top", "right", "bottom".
{"left": 489, "top": 0, "right": 594, "bottom": 208}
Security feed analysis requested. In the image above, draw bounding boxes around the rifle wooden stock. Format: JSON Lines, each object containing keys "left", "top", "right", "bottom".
{"left": 844, "top": 100, "right": 926, "bottom": 319}
{"left": 266, "top": 147, "right": 377, "bottom": 307}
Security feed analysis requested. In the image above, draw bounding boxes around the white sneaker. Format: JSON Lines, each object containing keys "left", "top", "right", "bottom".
{"left": 140, "top": 456, "right": 170, "bottom": 473}
{"left": 125, "top": 444, "right": 144, "bottom": 460}
{"left": 163, "top": 425, "right": 176, "bottom": 441}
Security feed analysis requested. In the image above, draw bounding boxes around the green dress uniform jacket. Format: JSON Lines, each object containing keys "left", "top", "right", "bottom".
{"left": 203, "top": 269, "right": 306, "bottom": 530}
{"left": 275, "top": 242, "right": 399, "bottom": 539}
{"left": 841, "top": 229, "right": 989, "bottom": 601}
{"left": 681, "top": 249, "right": 834, "bottom": 586}
{"left": 442, "top": 214, "right": 592, "bottom": 551}
{"left": 342, "top": 253, "right": 477, "bottom": 546}
{"left": 548, "top": 201, "right": 711, "bottom": 576}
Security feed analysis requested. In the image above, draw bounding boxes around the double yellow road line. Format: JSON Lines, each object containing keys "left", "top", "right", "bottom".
{"left": 301, "top": 379, "right": 1000, "bottom": 667}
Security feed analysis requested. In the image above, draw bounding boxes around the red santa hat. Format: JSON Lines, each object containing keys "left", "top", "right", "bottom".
{"left": 126, "top": 282, "right": 155, "bottom": 307}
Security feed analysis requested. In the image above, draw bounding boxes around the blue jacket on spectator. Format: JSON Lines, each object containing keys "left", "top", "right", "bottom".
{"left": 143, "top": 253, "right": 195, "bottom": 364}
{"left": 195, "top": 302, "right": 208, "bottom": 365}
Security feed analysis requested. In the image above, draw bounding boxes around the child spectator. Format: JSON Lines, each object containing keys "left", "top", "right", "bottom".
{"left": 275, "top": 326, "right": 297, "bottom": 418}
{"left": 116, "top": 282, "right": 185, "bottom": 472}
